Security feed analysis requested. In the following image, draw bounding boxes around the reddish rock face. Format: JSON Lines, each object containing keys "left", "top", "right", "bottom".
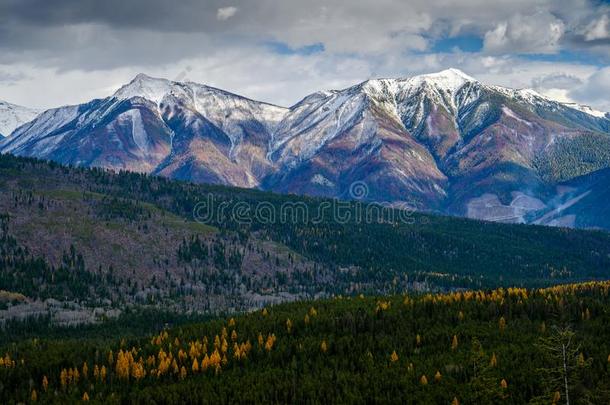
{"left": 2, "top": 70, "right": 609, "bottom": 227}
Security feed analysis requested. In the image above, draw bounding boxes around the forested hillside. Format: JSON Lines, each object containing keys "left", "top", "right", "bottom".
{"left": 1, "top": 281, "right": 609, "bottom": 403}
{"left": 2, "top": 153, "right": 610, "bottom": 326}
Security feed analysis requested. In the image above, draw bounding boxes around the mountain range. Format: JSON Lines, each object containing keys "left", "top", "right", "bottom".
{"left": 1, "top": 69, "right": 610, "bottom": 229}
{"left": 0, "top": 100, "right": 40, "bottom": 138}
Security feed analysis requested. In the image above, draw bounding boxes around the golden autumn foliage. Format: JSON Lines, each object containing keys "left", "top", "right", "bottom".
{"left": 375, "top": 300, "right": 391, "bottom": 313}
{"left": 264, "top": 334, "right": 277, "bottom": 352}
{"left": 82, "top": 392, "right": 89, "bottom": 401}
{"left": 6, "top": 280, "right": 610, "bottom": 403}
{"left": 390, "top": 351, "right": 398, "bottom": 363}
{"left": 0, "top": 353, "right": 15, "bottom": 368}
{"left": 31, "top": 389, "right": 37, "bottom": 402}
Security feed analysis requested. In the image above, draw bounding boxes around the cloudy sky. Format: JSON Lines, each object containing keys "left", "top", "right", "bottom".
{"left": 1, "top": 0, "right": 609, "bottom": 111}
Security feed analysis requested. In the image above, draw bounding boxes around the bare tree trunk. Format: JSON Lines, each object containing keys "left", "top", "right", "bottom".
{"left": 562, "top": 343, "right": 570, "bottom": 405}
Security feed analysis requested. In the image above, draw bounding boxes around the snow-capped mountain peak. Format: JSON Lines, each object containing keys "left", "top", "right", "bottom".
{"left": 406, "top": 68, "right": 478, "bottom": 93}
{"left": 0, "top": 100, "right": 41, "bottom": 137}
{"left": 3, "top": 69, "right": 610, "bottom": 230}
{"left": 113, "top": 74, "right": 175, "bottom": 105}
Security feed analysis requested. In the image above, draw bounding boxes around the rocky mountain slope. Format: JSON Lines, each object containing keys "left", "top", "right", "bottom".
{"left": 2, "top": 69, "right": 609, "bottom": 228}
{"left": 0, "top": 100, "right": 40, "bottom": 137}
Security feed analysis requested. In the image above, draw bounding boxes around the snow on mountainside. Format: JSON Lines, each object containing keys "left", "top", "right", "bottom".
{"left": 0, "top": 101, "right": 40, "bottom": 137}
{"left": 2, "top": 69, "right": 610, "bottom": 229}
{"left": 562, "top": 102, "right": 607, "bottom": 118}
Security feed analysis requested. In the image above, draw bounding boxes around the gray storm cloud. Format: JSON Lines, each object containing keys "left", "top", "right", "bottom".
{"left": 0, "top": 0, "right": 608, "bottom": 111}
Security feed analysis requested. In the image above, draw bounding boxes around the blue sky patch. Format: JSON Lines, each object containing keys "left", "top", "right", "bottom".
{"left": 432, "top": 35, "right": 483, "bottom": 53}
{"left": 266, "top": 41, "right": 325, "bottom": 55}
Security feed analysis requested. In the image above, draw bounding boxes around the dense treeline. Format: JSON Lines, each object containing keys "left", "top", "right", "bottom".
{"left": 1, "top": 281, "right": 609, "bottom": 404}
{"left": 535, "top": 133, "right": 610, "bottom": 182}
{"left": 0, "top": 213, "right": 117, "bottom": 302}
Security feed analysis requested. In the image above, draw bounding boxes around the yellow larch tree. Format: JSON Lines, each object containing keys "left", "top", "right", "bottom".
{"left": 420, "top": 375, "right": 428, "bottom": 385}
{"left": 100, "top": 365, "right": 107, "bottom": 382}
{"left": 60, "top": 369, "right": 68, "bottom": 390}
{"left": 201, "top": 354, "right": 210, "bottom": 371}
{"left": 390, "top": 351, "right": 399, "bottom": 363}
{"left": 499, "top": 317, "right": 506, "bottom": 332}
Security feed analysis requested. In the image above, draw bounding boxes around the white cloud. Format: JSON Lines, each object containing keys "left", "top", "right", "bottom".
{"left": 217, "top": 6, "right": 238, "bottom": 21}
{"left": 483, "top": 12, "right": 565, "bottom": 54}
{"left": 583, "top": 14, "right": 609, "bottom": 41}
{"left": 0, "top": 0, "right": 609, "bottom": 114}
{"left": 570, "top": 67, "right": 610, "bottom": 112}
